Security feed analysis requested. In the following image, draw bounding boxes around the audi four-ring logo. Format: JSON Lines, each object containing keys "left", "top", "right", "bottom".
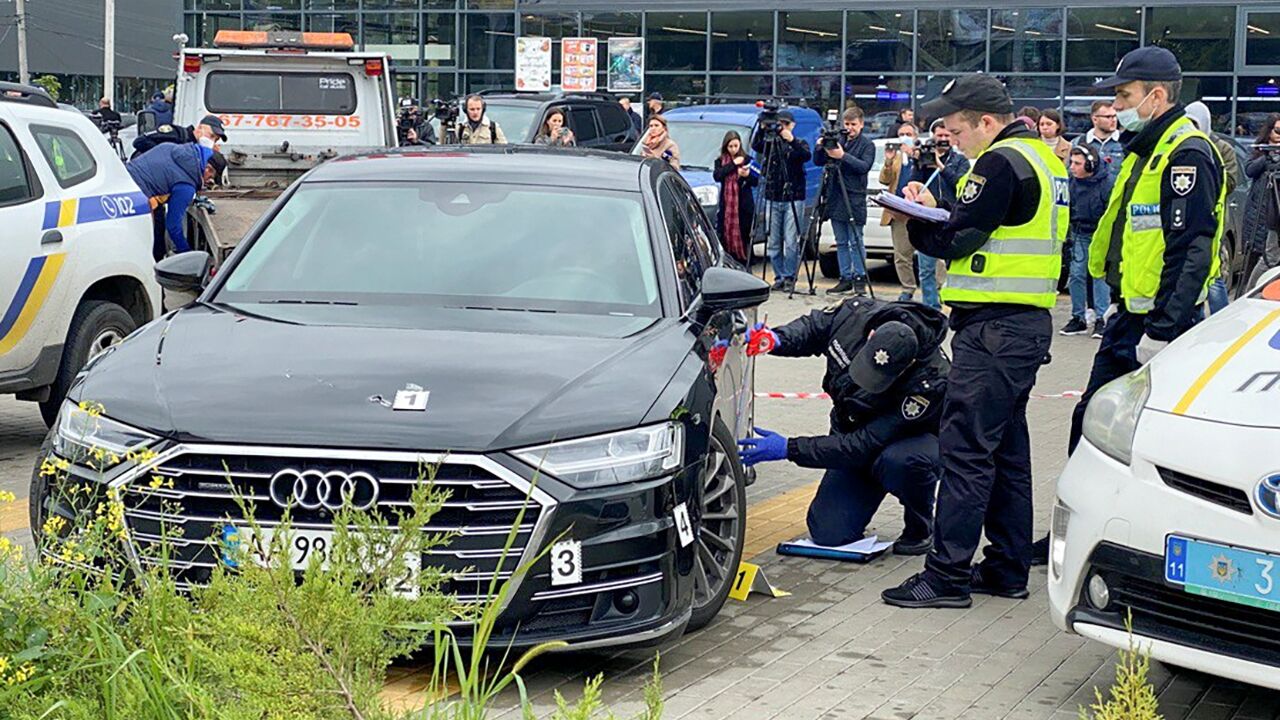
{"left": 268, "top": 468, "right": 380, "bottom": 511}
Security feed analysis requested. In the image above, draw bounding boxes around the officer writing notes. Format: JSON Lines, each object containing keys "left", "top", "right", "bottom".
{"left": 879, "top": 75, "right": 1067, "bottom": 608}
{"left": 1067, "top": 47, "right": 1224, "bottom": 452}
{"left": 737, "top": 299, "right": 949, "bottom": 555}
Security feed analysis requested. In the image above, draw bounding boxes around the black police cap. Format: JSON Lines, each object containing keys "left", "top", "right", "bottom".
{"left": 848, "top": 321, "right": 918, "bottom": 394}
{"left": 199, "top": 114, "right": 228, "bottom": 141}
{"left": 920, "top": 74, "right": 1014, "bottom": 120}
{"left": 1095, "top": 46, "right": 1182, "bottom": 89}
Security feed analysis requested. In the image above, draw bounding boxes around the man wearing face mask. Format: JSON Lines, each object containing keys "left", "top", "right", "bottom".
{"left": 132, "top": 114, "right": 227, "bottom": 158}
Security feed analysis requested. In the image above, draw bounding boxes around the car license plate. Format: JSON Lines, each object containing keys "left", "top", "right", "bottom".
{"left": 1165, "top": 535, "right": 1280, "bottom": 612}
{"left": 233, "top": 527, "right": 420, "bottom": 598}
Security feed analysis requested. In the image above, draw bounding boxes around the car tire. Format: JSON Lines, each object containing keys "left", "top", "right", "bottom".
{"left": 38, "top": 300, "right": 137, "bottom": 427}
{"left": 687, "top": 419, "right": 747, "bottom": 632}
{"left": 818, "top": 251, "right": 840, "bottom": 279}
{"left": 28, "top": 434, "right": 54, "bottom": 540}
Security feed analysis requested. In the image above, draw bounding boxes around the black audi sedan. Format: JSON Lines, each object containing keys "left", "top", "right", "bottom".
{"left": 31, "top": 146, "right": 769, "bottom": 649}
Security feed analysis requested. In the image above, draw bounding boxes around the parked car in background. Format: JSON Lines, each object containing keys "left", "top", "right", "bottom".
{"left": 479, "top": 91, "right": 639, "bottom": 152}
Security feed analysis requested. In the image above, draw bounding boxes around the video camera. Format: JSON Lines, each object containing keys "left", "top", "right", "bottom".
{"left": 88, "top": 110, "right": 121, "bottom": 136}
{"left": 819, "top": 109, "right": 846, "bottom": 151}
{"left": 757, "top": 99, "right": 787, "bottom": 135}
{"left": 429, "top": 97, "right": 459, "bottom": 126}
{"left": 1254, "top": 143, "right": 1280, "bottom": 164}
{"left": 396, "top": 97, "right": 424, "bottom": 144}
{"left": 916, "top": 137, "right": 951, "bottom": 172}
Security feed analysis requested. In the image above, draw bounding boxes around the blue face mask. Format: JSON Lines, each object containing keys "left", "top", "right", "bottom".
{"left": 1117, "top": 89, "right": 1156, "bottom": 132}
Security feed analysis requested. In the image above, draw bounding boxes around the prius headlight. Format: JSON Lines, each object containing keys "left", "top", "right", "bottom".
{"left": 52, "top": 400, "right": 158, "bottom": 469}
{"left": 1081, "top": 366, "right": 1150, "bottom": 466}
{"left": 513, "top": 423, "right": 684, "bottom": 489}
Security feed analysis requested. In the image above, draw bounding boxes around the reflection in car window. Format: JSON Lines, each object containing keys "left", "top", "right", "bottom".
{"left": 658, "top": 179, "right": 702, "bottom": 308}
{"left": 0, "top": 124, "right": 36, "bottom": 205}
{"left": 483, "top": 103, "right": 538, "bottom": 141}
{"left": 205, "top": 72, "right": 357, "bottom": 115}
{"left": 30, "top": 124, "right": 96, "bottom": 189}
{"left": 680, "top": 189, "right": 721, "bottom": 267}
{"left": 219, "top": 182, "right": 660, "bottom": 317}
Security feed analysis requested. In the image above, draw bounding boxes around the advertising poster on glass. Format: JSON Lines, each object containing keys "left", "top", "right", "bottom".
{"left": 562, "top": 38, "right": 599, "bottom": 93}
{"left": 516, "top": 36, "right": 552, "bottom": 92}
{"left": 607, "top": 37, "right": 644, "bottom": 93}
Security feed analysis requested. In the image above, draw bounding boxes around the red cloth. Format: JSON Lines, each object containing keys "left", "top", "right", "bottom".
{"left": 720, "top": 153, "right": 745, "bottom": 262}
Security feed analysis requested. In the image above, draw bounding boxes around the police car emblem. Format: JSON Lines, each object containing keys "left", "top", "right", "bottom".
{"left": 960, "top": 175, "right": 986, "bottom": 204}
{"left": 874, "top": 349, "right": 890, "bottom": 366}
{"left": 1170, "top": 166, "right": 1196, "bottom": 196}
{"left": 901, "top": 395, "right": 930, "bottom": 420}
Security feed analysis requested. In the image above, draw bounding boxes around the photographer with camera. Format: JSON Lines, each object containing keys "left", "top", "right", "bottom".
{"left": 459, "top": 95, "right": 507, "bottom": 145}
{"left": 534, "top": 108, "right": 577, "bottom": 147}
{"left": 95, "top": 97, "right": 122, "bottom": 127}
{"left": 815, "top": 106, "right": 877, "bottom": 296}
{"left": 396, "top": 98, "right": 436, "bottom": 147}
{"left": 908, "top": 119, "right": 970, "bottom": 310}
{"left": 91, "top": 97, "right": 126, "bottom": 160}
{"left": 752, "top": 109, "right": 811, "bottom": 293}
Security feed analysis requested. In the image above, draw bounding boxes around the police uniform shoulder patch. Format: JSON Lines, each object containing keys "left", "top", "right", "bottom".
{"left": 1170, "top": 166, "right": 1196, "bottom": 196}
{"left": 901, "top": 395, "right": 930, "bottom": 420}
{"left": 960, "top": 175, "right": 986, "bottom": 204}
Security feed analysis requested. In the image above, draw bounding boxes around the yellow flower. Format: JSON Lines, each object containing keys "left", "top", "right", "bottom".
{"left": 78, "top": 400, "right": 104, "bottom": 417}
{"left": 42, "top": 515, "right": 67, "bottom": 536}
{"left": 0, "top": 490, "right": 14, "bottom": 504}
{"left": 0, "top": 537, "right": 21, "bottom": 562}
{"left": 0, "top": 656, "right": 9, "bottom": 674}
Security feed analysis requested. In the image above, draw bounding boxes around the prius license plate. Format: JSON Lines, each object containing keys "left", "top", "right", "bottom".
{"left": 1165, "top": 535, "right": 1280, "bottom": 612}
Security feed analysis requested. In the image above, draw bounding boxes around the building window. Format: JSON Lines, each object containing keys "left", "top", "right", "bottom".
{"left": 1181, "top": 76, "right": 1232, "bottom": 133}
{"left": 917, "top": 10, "right": 987, "bottom": 73}
{"left": 845, "top": 76, "right": 914, "bottom": 133}
{"left": 711, "top": 12, "right": 773, "bottom": 73}
{"left": 364, "top": 12, "right": 420, "bottom": 65}
{"left": 245, "top": 0, "right": 299, "bottom": 9}
{"left": 583, "top": 12, "right": 640, "bottom": 40}
{"left": 193, "top": 13, "right": 243, "bottom": 46}
{"left": 1065, "top": 7, "right": 1141, "bottom": 72}
{"left": 306, "top": 13, "right": 359, "bottom": 36}
{"left": 645, "top": 75, "right": 708, "bottom": 107}
{"left": 465, "top": 13, "right": 515, "bottom": 70}
{"left": 1145, "top": 7, "right": 1234, "bottom": 73}
{"left": 242, "top": 13, "right": 301, "bottom": 31}
{"left": 777, "top": 75, "right": 841, "bottom": 114}
{"left": 846, "top": 11, "right": 913, "bottom": 73}
{"left": 462, "top": 72, "right": 513, "bottom": 93}
{"left": 1236, "top": 77, "right": 1280, "bottom": 136}
{"left": 1246, "top": 12, "right": 1280, "bottom": 66}
{"left": 467, "top": 0, "right": 512, "bottom": 9}
{"left": 305, "top": 0, "right": 360, "bottom": 9}
{"left": 647, "top": 13, "right": 709, "bottom": 72}
{"left": 778, "top": 12, "right": 841, "bottom": 72}
{"left": 197, "top": 0, "right": 240, "bottom": 10}
{"left": 363, "top": 0, "right": 417, "bottom": 9}
{"left": 421, "top": 13, "right": 456, "bottom": 67}
{"left": 710, "top": 74, "right": 772, "bottom": 102}
{"left": 1063, "top": 76, "right": 1116, "bottom": 135}
{"left": 1000, "top": 75, "right": 1063, "bottom": 115}
{"left": 990, "top": 9, "right": 1063, "bottom": 73}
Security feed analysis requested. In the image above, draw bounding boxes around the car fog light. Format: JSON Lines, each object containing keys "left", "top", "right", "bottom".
{"left": 1087, "top": 574, "right": 1111, "bottom": 610}
{"left": 1050, "top": 501, "right": 1071, "bottom": 580}
{"left": 614, "top": 589, "right": 639, "bottom": 614}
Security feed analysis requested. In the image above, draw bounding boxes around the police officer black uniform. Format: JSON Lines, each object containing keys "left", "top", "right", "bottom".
{"left": 132, "top": 114, "right": 228, "bottom": 158}
{"left": 880, "top": 75, "right": 1067, "bottom": 608}
{"left": 737, "top": 299, "right": 950, "bottom": 553}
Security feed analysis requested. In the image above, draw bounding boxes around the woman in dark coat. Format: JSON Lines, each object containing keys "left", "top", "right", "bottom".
{"left": 712, "top": 130, "right": 758, "bottom": 263}
{"left": 1243, "top": 114, "right": 1280, "bottom": 282}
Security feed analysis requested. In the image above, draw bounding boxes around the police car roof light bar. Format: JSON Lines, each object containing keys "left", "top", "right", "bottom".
{"left": 212, "top": 30, "right": 356, "bottom": 51}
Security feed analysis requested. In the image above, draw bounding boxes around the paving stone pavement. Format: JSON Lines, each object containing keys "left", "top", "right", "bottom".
{"left": 2, "top": 266, "right": 1278, "bottom": 718}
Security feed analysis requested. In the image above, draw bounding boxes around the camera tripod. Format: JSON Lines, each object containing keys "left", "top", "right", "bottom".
{"left": 802, "top": 150, "right": 875, "bottom": 299}
{"left": 750, "top": 129, "right": 811, "bottom": 298}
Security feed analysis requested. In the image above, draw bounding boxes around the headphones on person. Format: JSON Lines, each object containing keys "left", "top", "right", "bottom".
{"left": 1076, "top": 144, "right": 1100, "bottom": 174}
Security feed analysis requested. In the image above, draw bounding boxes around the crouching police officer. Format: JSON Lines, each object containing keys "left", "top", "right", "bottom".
{"left": 737, "top": 299, "right": 950, "bottom": 553}
{"left": 127, "top": 143, "right": 223, "bottom": 260}
{"left": 881, "top": 75, "right": 1067, "bottom": 608}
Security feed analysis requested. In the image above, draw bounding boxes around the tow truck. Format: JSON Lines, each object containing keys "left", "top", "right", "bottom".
{"left": 165, "top": 30, "right": 397, "bottom": 262}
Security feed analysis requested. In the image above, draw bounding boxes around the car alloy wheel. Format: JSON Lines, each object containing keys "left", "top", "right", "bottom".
{"left": 689, "top": 424, "right": 745, "bottom": 630}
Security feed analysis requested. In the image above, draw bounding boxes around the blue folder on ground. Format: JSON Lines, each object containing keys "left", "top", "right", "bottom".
{"left": 776, "top": 535, "right": 894, "bottom": 563}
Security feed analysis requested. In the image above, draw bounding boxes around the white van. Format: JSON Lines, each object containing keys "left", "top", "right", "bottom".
{"left": 0, "top": 83, "right": 159, "bottom": 425}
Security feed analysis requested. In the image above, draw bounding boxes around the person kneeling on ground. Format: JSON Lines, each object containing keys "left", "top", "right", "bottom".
{"left": 737, "top": 299, "right": 950, "bottom": 554}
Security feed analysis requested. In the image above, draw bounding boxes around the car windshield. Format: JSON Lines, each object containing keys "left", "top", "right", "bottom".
{"left": 215, "top": 181, "right": 661, "bottom": 318}
{"left": 639, "top": 121, "right": 754, "bottom": 171}
{"left": 482, "top": 102, "right": 539, "bottom": 141}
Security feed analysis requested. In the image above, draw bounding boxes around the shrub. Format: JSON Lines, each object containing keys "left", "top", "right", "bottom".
{"left": 1078, "top": 615, "right": 1163, "bottom": 720}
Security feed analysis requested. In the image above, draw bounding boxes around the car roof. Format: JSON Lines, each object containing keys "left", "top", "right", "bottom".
{"left": 661, "top": 103, "right": 823, "bottom": 128}
{"left": 482, "top": 92, "right": 618, "bottom": 106}
{"left": 309, "top": 145, "right": 656, "bottom": 191}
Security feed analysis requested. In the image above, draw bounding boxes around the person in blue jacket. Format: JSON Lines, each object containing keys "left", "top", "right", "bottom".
{"left": 147, "top": 91, "right": 174, "bottom": 126}
{"left": 1060, "top": 144, "right": 1116, "bottom": 338}
{"left": 126, "top": 143, "right": 221, "bottom": 260}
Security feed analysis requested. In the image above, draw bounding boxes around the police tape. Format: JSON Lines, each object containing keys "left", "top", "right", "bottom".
{"left": 756, "top": 390, "right": 1083, "bottom": 400}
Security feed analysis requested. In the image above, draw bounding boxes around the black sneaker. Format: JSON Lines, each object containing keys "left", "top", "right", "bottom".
{"left": 1029, "top": 535, "right": 1050, "bottom": 567}
{"left": 770, "top": 278, "right": 787, "bottom": 290}
{"left": 970, "top": 566, "right": 1030, "bottom": 599}
{"left": 892, "top": 534, "right": 932, "bottom": 556}
{"left": 826, "top": 280, "right": 853, "bottom": 296}
{"left": 881, "top": 572, "right": 972, "bottom": 609}
{"left": 1059, "top": 317, "right": 1088, "bottom": 336}
{"left": 1091, "top": 319, "right": 1106, "bottom": 339}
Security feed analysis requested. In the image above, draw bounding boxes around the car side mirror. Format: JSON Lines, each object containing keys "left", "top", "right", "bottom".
{"left": 698, "top": 266, "right": 770, "bottom": 319}
{"left": 155, "top": 251, "right": 211, "bottom": 293}
{"left": 136, "top": 109, "right": 157, "bottom": 135}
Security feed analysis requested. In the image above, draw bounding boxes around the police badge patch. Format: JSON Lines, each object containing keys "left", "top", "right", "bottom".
{"left": 901, "top": 395, "right": 930, "bottom": 420}
{"left": 960, "top": 175, "right": 986, "bottom": 204}
{"left": 1170, "top": 166, "right": 1196, "bottom": 196}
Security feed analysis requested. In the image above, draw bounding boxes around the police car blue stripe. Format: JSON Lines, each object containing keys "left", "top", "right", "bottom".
{"left": 40, "top": 202, "right": 60, "bottom": 231}
{"left": 0, "top": 257, "right": 45, "bottom": 340}
{"left": 39, "top": 192, "right": 150, "bottom": 231}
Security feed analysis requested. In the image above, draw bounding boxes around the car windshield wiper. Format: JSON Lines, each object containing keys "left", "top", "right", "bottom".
{"left": 256, "top": 298, "right": 360, "bottom": 306}
{"left": 682, "top": 163, "right": 712, "bottom": 171}
{"left": 447, "top": 304, "right": 559, "bottom": 314}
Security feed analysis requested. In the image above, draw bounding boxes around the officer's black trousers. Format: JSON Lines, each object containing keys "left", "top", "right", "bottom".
{"left": 924, "top": 311, "right": 1052, "bottom": 592}
{"left": 1068, "top": 308, "right": 1145, "bottom": 454}
{"left": 150, "top": 206, "right": 167, "bottom": 262}
{"left": 805, "top": 433, "right": 939, "bottom": 547}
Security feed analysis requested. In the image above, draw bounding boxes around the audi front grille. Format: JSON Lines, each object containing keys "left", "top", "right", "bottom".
{"left": 117, "top": 445, "right": 553, "bottom": 603}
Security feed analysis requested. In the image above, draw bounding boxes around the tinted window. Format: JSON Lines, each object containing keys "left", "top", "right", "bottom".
{"left": 568, "top": 107, "right": 600, "bottom": 143}
{"left": 597, "top": 104, "right": 632, "bottom": 137}
{"left": 30, "top": 125, "right": 96, "bottom": 189}
{"left": 657, "top": 179, "right": 702, "bottom": 307}
{"left": 680, "top": 189, "right": 721, "bottom": 267}
{"left": 0, "top": 124, "right": 36, "bottom": 205}
{"left": 205, "top": 72, "right": 357, "bottom": 115}
{"left": 219, "top": 182, "right": 660, "bottom": 317}
{"left": 484, "top": 102, "right": 539, "bottom": 142}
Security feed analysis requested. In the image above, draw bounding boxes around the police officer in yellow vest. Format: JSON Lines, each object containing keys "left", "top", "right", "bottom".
{"left": 881, "top": 75, "right": 1067, "bottom": 608}
{"left": 1068, "top": 47, "right": 1224, "bottom": 453}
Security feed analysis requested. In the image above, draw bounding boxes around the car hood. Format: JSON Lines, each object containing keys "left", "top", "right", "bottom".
{"left": 680, "top": 168, "right": 714, "bottom": 188}
{"left": 1145, "top": 296, "right": 1280, "bottom": 429}
{"left": 75, "top": 305, "right": 694, "bottom": 452}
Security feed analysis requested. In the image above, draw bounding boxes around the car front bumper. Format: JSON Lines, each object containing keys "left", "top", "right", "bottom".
{"left": 1049, "top": 410, "right": 1280, "bottom": 690}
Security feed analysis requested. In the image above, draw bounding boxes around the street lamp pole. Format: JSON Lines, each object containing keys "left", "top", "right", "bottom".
{"left": 104, "top": 0, "right": 116, "bottom": 104}
{"left": 16, "top": 0, "right": 29, "bottom": 85}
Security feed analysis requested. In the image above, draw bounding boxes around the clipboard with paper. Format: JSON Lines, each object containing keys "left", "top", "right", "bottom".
{"left": 872, "top": 192, "right": 951, "bottom": 224}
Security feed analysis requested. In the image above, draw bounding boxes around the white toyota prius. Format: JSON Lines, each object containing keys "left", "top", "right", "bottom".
{"left": 1049, "top": 267, "right": 1280, "bottom": 690}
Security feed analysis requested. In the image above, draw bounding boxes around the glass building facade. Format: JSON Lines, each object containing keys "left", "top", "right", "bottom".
{"left": 182, "top": 1, "right": 1280, "bottom": 136}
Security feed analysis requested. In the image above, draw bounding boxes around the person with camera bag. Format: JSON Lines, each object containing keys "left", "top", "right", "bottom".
{"left": 534, "top": 108, "right": 577, "bottom": 147}
{"left": 752, "top": 110, "right": 811, "bottom": 293}
{"left": 397, "top": 98, "right": 437, "bottom": 146}
{"left": 460, "top": 95, "right": 506, "bottom": 145}
{"left": 815, "top": 106, "right": 877, "bottom": 296}
{"left": 713, "top": 130, "right": 757, "bottom": 263}
{"left": 908, "top": 119, "right": 971, "bottom": 310}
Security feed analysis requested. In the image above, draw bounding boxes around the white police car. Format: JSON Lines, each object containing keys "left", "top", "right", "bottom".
{"left": 0, "top": 82, "right": 158, "bottom": 426}
{"left": 1049, "top": 267, "right": 1280, "bottom": 690}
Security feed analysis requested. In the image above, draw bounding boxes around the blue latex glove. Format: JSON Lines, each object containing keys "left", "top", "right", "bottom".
{"left": 737, "top": 426, "right": 788, "bottom": 467}
{"left": 744, "top": 322, "right": 780, "bottom": 356}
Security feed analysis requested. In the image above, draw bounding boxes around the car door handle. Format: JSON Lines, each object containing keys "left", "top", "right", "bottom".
{"left": 41, "top": 229, "right": 63, "bottom": 245}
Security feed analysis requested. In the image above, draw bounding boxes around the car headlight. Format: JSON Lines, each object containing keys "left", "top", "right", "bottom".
{"left": 692, "top": 185, "right": 719, "bottom": 207}
{"left": 513, "top": 423, "right": 684, "bottom": 489}
{"left": 1081, "top": 365, "right": 1150, "bottom": 466}
{"left": 52, "top": 400, "right": 158, "bottom": 469}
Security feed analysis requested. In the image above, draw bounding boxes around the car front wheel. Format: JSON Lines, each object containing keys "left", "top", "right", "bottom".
{"left": 687, "top": 420, "right": 747, "bottom": 632}
{"left": 38, "top": 300, "right": 136, "bottom": 427}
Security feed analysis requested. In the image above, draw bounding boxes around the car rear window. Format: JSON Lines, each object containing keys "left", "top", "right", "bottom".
{"left": 568, "top": 107, "right": 600, "bottom": 143}
{"left": 205, "top": 71, "right": 357, "bottom": 115}
{"left": 0, "top": 124, "right": 37, "bottom": 205}
{"left": 598, "top": 105, "right": 632, "bottom": 137}
{"left": 29, "top": 124, "right": 96, "bottom": 189}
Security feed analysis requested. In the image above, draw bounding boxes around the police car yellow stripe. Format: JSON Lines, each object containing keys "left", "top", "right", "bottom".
{"left": 0, "top": 254, "right": 66, "bottom": 355}
{"left": 1173, "top": 308, "right": 1280, "bottom": 415}
{"left": 57, "top": 197, "right": 78, "bottom": 228}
